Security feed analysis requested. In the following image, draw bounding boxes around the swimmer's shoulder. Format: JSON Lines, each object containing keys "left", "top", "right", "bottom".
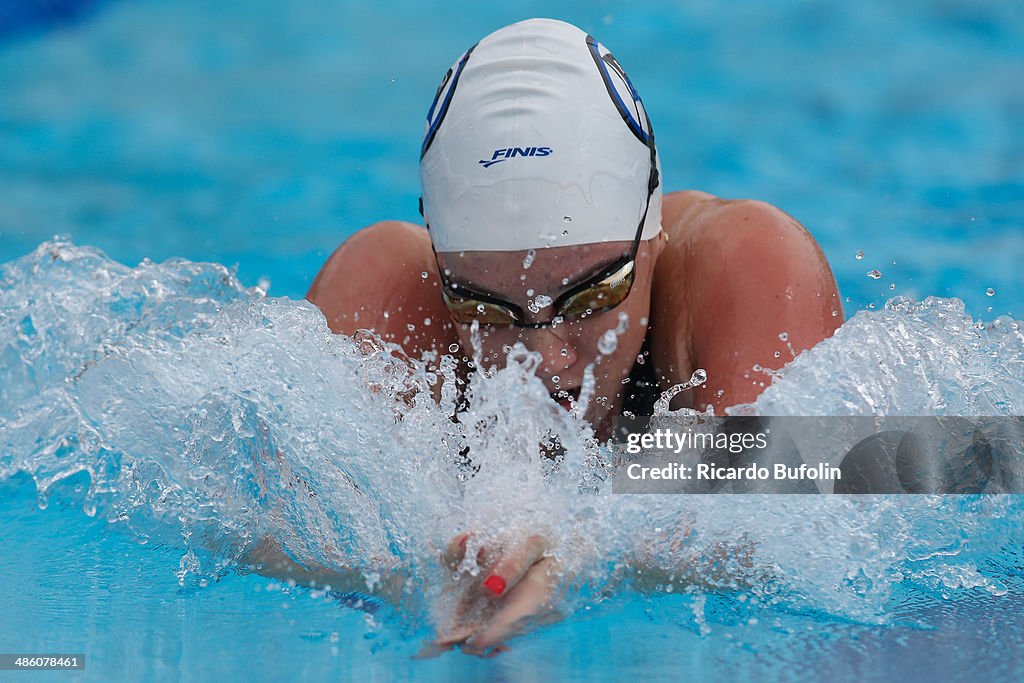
{"left": 661, "top": 189, "right": 718, "bottom": 237}
{"left": 314, "top": 220, "right": 432, "bottom": 276}
{"left": 653, "top": 191, "right": 843, "bottom": 411}
{"left": 307, "top": 221, "right": 454, "bottom": 351}
{"left": 660, "top": 190, "right": 828, "bottom": 264}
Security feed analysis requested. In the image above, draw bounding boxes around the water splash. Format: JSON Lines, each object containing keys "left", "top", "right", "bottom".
{"left": 2, "top": 241, "right": 1023, "bottom": 634}
{"left": 653, "top": 369, "right": 708, "bottom": 416}
{"left": 732, "top": 296, "right": 1024, "bottom": 416}
{"left": 596, "top": 312, "right": 630, "bottom": 356}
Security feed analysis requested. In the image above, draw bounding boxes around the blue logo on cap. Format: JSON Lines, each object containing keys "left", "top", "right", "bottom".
{"left": 479, "top": 146, "right": 553, "bottom": 168}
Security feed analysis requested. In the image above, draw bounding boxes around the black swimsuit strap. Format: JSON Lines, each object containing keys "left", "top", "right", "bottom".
{"left": 621, "top": 334, "right": 659, "bottom": 417}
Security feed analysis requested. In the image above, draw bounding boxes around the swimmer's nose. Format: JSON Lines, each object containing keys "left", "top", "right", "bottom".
{"left": 518, "top": 328, "right": 577, "bottom": 378}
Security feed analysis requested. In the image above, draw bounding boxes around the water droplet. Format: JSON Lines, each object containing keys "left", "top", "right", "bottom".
{"left": 561, "top": 277, "right": 570, "bottom": 286}
{"left": 423, "top": 318, "right": 431, "bottom": 326}
{"left": 563, "top": 216, "right": 573, "bottom": 222}
{"left": 831, "top": 310, "right": 839, "bottom": 317}
{"left": 476, "top": 304, "right": 486, "bottom": 313}
{"left": 773, "top": 351, "right": 780, "bottom": 358}
{"left": 443, "top": 268, "right": 451, "bottom": 276}
{"left": 868, "top": 303, "right": 876, "bottom": 309}
{"left": 534, "top": 294, "right": 552, "bottom": 309}
{"left": 597, "top": 329, "right": 618, "bottom": 354}
{"left": 526, "top": 288, "right": 534, "bottom": 297}
{"left": 448, "top": 343, "right": 460, "bottom": 353}
{"left": 552, "top": 375, "right": 560, "bottom": 384}
{"left": 406, "top": 323, "right": 415, "bottom": 332}
{"left": 778, "top": 332, "right": 789, "bottom": 341}
{"left": 986, "top": 288, "right": 996, "bottom": 297}
{"left": 560, "top": 348, "right": 569, "bottom": 357}
{"left": 520, "top": 274, "right": 527, "bottom": 281}
{"left": 522, "top": 249, "right": 536, "bottom": 269}
{"left": 383, "top": 311, "right": 389, "bottom": 319}
{"left": 855, "top": 250, "right": 864, "bottom": 260}
{"left": 866, "top": 270, "right": 881, "bottom": 280}
{"left": 421, "top": 271, "right": 429, "bottom": 279}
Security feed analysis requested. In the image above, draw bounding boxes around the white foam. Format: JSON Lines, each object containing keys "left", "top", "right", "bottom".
{"left": 1, "top": 240, "right": 1022, "bottom": 629}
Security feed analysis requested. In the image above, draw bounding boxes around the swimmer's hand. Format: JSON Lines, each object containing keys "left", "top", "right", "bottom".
{"left": 423, "top": 532, "right": 564, "bottom": 658}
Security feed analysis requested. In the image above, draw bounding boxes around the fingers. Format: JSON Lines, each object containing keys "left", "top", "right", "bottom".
{"left": 430, "top": 535, "right": 562, "bottom": 659}
{"left": 481, "top": 534, "right": 547, "bottom": 598}
{"left": 463, "top": 557, "right": 562, "bottom": 655}
{"left": 413, "top": 641, "right": 454, "bottom": 659}
{"left": 442, "top": 533, "right": 470, "bottom": 571}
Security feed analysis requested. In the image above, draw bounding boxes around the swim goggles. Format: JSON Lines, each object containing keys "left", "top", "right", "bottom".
{"left": 432, "top": 171, "right": 654, "bottom": 328}
{"left": 438, "top": 250, "right": 638, "bottom": 328}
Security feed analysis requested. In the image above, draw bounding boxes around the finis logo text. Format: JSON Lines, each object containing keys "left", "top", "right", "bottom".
{"left": 479, "top": 146, "right": 553, "bottom": 168}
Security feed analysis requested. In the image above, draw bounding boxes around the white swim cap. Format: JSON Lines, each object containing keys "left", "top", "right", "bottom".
{"left": 420, "top": 18, "right": 662, "bottom": 253}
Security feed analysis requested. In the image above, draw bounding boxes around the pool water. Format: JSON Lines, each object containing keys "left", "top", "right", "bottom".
{"left": 1, "top": 0, "right": 1021, "bottom": 312}
{"left": 5, "top": 469, "right": 1024, "bottom": 683}
{"left": 1, "top": 1, "right": 1023, "bottom": 681}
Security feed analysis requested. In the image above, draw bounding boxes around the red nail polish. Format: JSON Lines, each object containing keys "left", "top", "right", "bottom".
{"left": 483, "top": 575, "right": 506, "bottom": 596}
{"left": 458, "top": 534, "right": 469, "bottom": 550}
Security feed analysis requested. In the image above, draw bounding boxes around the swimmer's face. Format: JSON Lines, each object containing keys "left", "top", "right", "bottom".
{"left": 436, "top": 238, "right": 661, "bottom": 434}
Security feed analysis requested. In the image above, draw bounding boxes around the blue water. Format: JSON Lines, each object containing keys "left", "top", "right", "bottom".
{"left": 1, "top": 0, "right": 1021, "bottom": 312}
{"left": 2, "top": 1, "right": 1024, "bottom": 681}
{"left": 5, "top": 469, "right": 1023, "bottom": 682}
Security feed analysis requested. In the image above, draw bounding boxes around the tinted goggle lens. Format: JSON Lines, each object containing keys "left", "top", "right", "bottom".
{"left": 441, "top": 260, "right": 636, "bottom": 327}
{"left": 556, "top": 260, "right": 635, "bottom": 320}
{"left": 441, "top": 289, "right": 520, "bottom": 325}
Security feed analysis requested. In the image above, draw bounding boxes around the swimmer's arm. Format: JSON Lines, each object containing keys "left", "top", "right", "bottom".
{"left": 685, "top": 200, "right": 844, "bottom": 412}
{"left": 626, "top": 537, "right": 758, "bottom": 593}
{"left": 241, "top": 536, "right": 405, "bottom": 603}
{"left": 307, "top": 221, "right": 460, "bottom": 402}
{"left": 307, "top": 221, "right": 457, "bottom": 356}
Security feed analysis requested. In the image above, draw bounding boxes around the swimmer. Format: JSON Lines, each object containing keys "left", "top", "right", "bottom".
{"left": 305, "top": 18, "right": 843, "bottom": 654}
